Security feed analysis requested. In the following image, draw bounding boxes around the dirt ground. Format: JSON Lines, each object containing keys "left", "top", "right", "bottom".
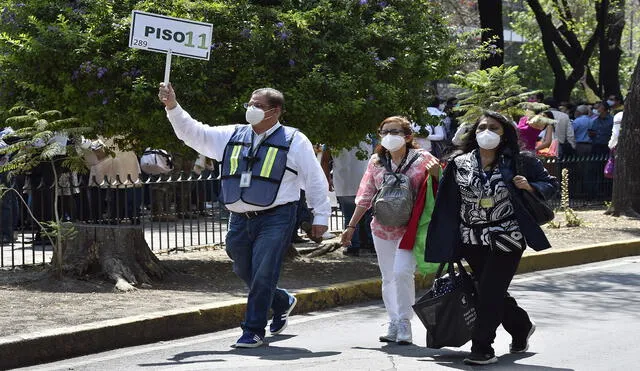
{"left": 1, "top": 207, "right": 639, "bottom": 338}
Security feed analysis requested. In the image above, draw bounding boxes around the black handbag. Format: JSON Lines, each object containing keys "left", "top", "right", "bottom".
{"left": 516, "top": 156, "right": 555, "bottom": 225}
{"left": 520, "top": 188, "right": 555, "bottom": 225}
{"left": 412, "top": 261, "right": 478, "bottom": 349}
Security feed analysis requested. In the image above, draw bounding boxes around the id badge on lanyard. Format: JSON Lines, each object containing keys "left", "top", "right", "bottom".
{"left": 479, "top": 196, "right": 495, "bottom": 208}
{"left": 478, "top": 168, "right": 495, "bottom": 208}
{"left": 240, "top": 171, "right": 252, "bottom": 188}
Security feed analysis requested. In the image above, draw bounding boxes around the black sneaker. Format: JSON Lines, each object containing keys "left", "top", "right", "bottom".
{"left": 510, "top": 321, "right": 536, "bottom": 353}
{"left": 463, "top": 352, "right": 498, "bottom": 365}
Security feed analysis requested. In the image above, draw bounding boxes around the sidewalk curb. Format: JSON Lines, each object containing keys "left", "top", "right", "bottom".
{"left": 2, "top": 239, "right": 639, "bottom": 369}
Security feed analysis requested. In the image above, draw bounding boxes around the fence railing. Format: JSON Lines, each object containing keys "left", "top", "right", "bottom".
{"left": 540, "top": 154, "right": 611, "bottom": 209}
{"left": 0, "top": 172, "right": 345, "bottom": 269}
{"left": 0, "top": 154, "right": 610, "bottom": 268}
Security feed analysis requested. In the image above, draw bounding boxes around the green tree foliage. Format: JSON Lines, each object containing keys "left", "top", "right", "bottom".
{"left": 509, "top": 0, "right": 637, "bottom": 99}
{"left": 452, "top": 65, "right": 538, "bottom": 124}
{"left": 0, "top": 107, "right": 90, "bottom": 277}
{"left": 0, "top": 0, "right": 477, "bottom": 152}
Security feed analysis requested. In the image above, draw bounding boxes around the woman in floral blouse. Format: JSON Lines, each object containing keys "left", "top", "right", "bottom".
{"left": 341, "top": 116, "right": 440, "bottom": 345}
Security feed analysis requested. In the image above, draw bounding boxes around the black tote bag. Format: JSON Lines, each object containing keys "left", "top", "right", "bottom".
{"left": 515, "top": 156, "right": 555, "bottom": 225}
{"left": 520, "top": 189, "right": 555, "bottom": 225}
{"left": 412, "top": 261, "right": 478, "bottom": 349}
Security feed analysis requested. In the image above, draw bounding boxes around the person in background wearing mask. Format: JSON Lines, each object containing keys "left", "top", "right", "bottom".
{"left": 425, "top": 111, "right": 559, "bottom": 365}
{"left": 606, "top": 94, "right": 624, "bottom": 115}
{"left": 413, "top": 98, "right": 447, "bottom": 158}
{"left": 341, "top": 116, "right": 440, "bottom": 346}
{"left": 158, "top": 84, "right": 331, "bottom": 348}
{"left": 588, "top": 101, "right": 614, "bottom": 156}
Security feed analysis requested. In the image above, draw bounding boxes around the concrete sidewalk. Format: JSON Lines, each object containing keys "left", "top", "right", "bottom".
{"left": 2, "top": 239, "right": 639, "bottom": 370}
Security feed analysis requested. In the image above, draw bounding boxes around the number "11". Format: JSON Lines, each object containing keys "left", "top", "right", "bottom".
{"left": 184, "top": 32, "right": 208, "bottom": 49}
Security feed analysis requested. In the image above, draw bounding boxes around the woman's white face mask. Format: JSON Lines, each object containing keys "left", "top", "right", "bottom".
{"left": 381, "top": 134, "right": 406, "bottom": 152}
{"left": 476, "top": 130, "right": 501, "bottom": 150}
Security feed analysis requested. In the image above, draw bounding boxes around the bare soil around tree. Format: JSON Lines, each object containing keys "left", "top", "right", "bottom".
{"left": 1, "top": 207, "right": 639, "bottom": 338}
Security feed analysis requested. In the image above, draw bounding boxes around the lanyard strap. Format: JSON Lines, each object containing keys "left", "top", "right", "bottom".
{"left": 385, "top": 150, "right": 409, "bottom": 173}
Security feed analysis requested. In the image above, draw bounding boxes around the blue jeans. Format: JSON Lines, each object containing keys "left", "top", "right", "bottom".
{"left": 225, "top": 202, "right": 298, "bottom": 337}
{"left": 337, "top": 196, "right": 360, "bottom": 250}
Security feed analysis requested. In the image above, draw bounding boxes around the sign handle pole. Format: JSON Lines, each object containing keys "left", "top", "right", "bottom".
{"left": 164, "top": 49, "right": 172, "bottom": 85}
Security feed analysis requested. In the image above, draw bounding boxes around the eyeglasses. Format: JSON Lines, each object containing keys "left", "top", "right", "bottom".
{"left": 243, "top": 102, "right": 271, "bottom": 110}
{"left": 378, "top": 129, "right": 405, "bottom": 135}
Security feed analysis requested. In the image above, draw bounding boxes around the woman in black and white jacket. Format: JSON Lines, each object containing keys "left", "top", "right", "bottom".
{"left": 425, "top": 110, "right": 559, "bottom": 365}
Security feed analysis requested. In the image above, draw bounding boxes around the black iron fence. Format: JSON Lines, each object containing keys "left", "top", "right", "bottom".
{"left": 0, "top": 171, "right": 346, "bottom": 269}
{"left": 0, "top": 155, "right": 610, "bottom": 268}
{"left": 541, "top": 154, "right": 612, "bottom": 209}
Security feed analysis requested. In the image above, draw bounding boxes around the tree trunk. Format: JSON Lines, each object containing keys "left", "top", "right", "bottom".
{"left": 526, "top": 0, "right": 606, "bottom": 101}
{"left": 607, "top": 55, "right": 640, "bottom": 217}
{"left": 478, "top": 0, "right": 505, "bottom": 69}
{"left": 526, "top": 0, "right": 569, "bottom": 100}
{"left": 61, "top": 224, "right": 168, "bottom": 291}
{"left": 599, "top": 0, "right": 625, "bottom": 98}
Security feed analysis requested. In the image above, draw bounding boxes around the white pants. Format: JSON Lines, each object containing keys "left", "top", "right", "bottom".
{"left": 372, "top": 235, "right": 416, "bottom": 322}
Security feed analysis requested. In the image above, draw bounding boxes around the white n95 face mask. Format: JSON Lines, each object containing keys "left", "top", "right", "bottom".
{"left": 381, "top": 134, "right": 406, "bottom": 152}
{"left": 476, "top": 130, "right": 501, "bottom": 150}
{"left": 245, "top": 106, "right": 265, "bottom": 126}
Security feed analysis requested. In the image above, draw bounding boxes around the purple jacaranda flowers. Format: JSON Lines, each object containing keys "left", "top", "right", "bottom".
{"left": 359, "top": 0, "right": 368, "bottom": 4}
{"left": 289, "top": 59, "right": 295, "bottom": 66}
{"left": 276, "top": 22, "right": 284, "bottom": 28}
{"left": 102, "top": 98, "right": 108, "bottom": 105}
{"left": 79, "top": 61, "right": 94, "bottom": 73}
{"left": 277, "top": 31, "right": 289, "bottom": 40}
{"left": 240, "top": 28, "right": 251, "bottom": 38}
{"left": 96, "top": 67, "right": 108, "bottom": 78}
{"left": 378, "top": 1, "right": 388, "bottom": 7}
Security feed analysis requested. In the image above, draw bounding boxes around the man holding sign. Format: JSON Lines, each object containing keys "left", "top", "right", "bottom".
{"left": 158, "top": 83, "right": 330, "bottom": 348}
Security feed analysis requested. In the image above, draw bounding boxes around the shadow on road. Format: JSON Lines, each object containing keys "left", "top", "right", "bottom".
{"left": 424, "top": 351, "right": 574, "bottom": 370}
{"left": 136, "top": 342, "right": 341, "bottom": 367}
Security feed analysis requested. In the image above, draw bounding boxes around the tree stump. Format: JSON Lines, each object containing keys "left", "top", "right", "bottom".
{"left": 61, "top": 224, "right": 167, "bottom": 291}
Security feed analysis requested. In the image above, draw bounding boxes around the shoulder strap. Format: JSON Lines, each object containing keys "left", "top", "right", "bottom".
{"left": 399, "top": 152, "right": 421, "bottom": 174}
{"left": 515, "top": 153, "right": 524, "bottom": 176}
{"left": 285, "top": 127, "right": 298, "bottom": 146}
{"left": 383, "top": 154, "right": 394, "bottom": 173}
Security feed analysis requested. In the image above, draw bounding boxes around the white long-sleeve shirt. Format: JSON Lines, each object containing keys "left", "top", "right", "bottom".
{"left": 166, "top": 105, "right": 331, "bottom": 226}
{"left": 551, "top": 110, "right": 576, "bottom": 148}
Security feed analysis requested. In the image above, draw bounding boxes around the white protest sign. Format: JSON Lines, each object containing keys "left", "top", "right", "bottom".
{"left": 129, "top": 10, "right": 213, "bottom": 84}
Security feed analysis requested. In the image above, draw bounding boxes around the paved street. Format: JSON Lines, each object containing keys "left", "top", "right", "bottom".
{"left": 18, "top": 256, "right": 640, "bottom": 371}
